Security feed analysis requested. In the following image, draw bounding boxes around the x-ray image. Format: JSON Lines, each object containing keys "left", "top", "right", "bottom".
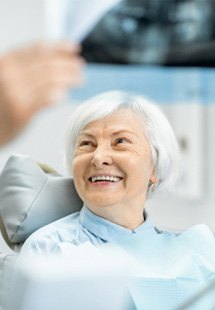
{"left": 81, "top": 0, "right": 215, "bottom": 66}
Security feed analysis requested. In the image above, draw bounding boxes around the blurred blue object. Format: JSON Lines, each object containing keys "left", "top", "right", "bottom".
{"left": 70, "top": 64, "right": 215, "bottom": 104}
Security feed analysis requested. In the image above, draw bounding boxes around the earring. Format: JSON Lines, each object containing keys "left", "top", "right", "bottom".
{"left": 149, "top": 182, "right": 156, "bottom": 192}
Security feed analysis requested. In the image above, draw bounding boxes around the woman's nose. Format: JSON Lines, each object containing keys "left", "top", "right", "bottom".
{"left": 91, "top": 145, "right": 113, "bottom": 168}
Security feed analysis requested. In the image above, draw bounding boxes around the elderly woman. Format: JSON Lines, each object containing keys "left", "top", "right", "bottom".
{"left": 21, "top": 91, "right": 215, "bottom": 307}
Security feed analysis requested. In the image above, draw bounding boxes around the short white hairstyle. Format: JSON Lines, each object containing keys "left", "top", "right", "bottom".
{"left": 65, "top": 90, "right": 179, "bottom": 194}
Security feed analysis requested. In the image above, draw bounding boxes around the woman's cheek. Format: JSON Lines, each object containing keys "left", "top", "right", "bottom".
{"left": 73, "top": 153, "right": 91, "bottom": 173}
{"left": 72, "top": 157, "right": 81, "bottom": 177}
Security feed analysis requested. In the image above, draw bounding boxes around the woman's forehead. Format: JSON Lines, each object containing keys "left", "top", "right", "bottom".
{"left": 77, "top": 109, "right": 148, "bottom": 141}
{"left": 81, "top": 108, "right": 146, "bottom": 131}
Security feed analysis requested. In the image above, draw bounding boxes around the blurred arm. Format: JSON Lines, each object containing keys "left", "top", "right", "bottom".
{"left": 0, "top": 42, "right": 84, "bottom": 146}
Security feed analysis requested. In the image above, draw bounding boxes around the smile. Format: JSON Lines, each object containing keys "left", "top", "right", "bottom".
{"left": 89, "top": 175, "right": 123, "bottom": 183}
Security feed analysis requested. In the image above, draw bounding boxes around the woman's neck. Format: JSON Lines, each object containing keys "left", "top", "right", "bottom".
{"left": 86, "top": 204, "right": 145, "bottom": 230}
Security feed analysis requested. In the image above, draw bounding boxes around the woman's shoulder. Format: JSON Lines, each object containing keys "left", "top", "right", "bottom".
{"left": 158, "top": 224, "right": 215, "bottom": 262}
{"left": 29, "top": 211, "right": 80, "bottom": 238}
{"left": 156, "top": 223, "right": 214, "bottom": 240}
{"left": 176, "top": 224, "right": 215, "bottom": 242}
{"left": 176, "top": 224, "right": 215, "bottom": 256}
{"left": 21, "top": 211, "right": 81, "bottom": 255}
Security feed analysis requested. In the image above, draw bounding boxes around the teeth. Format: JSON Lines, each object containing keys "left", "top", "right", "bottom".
{"left": 91, "top": 176, "right": 121, "bottom": 182}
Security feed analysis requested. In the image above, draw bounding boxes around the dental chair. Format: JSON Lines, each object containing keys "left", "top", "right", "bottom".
{"left": 1, "top": 155, "right": 215, "bottom": 310}
{"left": 0, "top": 154, "right": 82, "bottom": 310}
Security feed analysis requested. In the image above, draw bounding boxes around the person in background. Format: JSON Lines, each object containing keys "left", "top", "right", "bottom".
{"left": 0, "top": 41, "right": 84, "bottom": 146}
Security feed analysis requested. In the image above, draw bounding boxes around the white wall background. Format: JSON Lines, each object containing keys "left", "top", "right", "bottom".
{"left": 147, "top": 104, "right": 215, "bottom": 233}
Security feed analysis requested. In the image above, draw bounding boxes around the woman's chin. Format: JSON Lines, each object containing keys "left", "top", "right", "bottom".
{"left": 85, "top": 195, "right": 121, "bottom": 209}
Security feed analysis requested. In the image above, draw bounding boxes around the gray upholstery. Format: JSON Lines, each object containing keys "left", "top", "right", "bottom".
{"left": 0, "top": 154, "right": 82, "bottom": 248}
{"left": 0, "top": 253, "right": 17, "bottom": 310}
{"left": 0, "top": 154, "right": 83, "bottom": 310}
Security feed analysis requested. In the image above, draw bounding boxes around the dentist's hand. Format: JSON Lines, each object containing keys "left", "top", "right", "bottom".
{"left": 0, "top": 42, "right": 84, "bottom": 145}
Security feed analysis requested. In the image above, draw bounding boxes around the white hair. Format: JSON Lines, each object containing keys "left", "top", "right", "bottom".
{"left": 65, "top": 90, "right": 179, "bottom": 195}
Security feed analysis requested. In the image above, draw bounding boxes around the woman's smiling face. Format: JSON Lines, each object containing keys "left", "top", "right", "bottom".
{"left": 72, "top": 108, "right": 157, "bottom": 219}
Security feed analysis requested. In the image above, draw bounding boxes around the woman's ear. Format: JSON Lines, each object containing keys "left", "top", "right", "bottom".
{"left": 149, "top": 169, "right": 158, "bottom": 184}
{"left": 148, "top": 171, "right": 159, "bottom": 192}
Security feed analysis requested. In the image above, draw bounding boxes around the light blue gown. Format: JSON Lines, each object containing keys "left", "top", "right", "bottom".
{"left": 21, "top": 205, "right": 215, "bottom": 309}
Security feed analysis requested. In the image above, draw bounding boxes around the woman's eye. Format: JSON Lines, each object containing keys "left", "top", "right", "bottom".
{"left": 115, "top": 137, "right": 130, "bottom": 145}
{"left": 80, "top": 140, "right": 94, "bottom": 147}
